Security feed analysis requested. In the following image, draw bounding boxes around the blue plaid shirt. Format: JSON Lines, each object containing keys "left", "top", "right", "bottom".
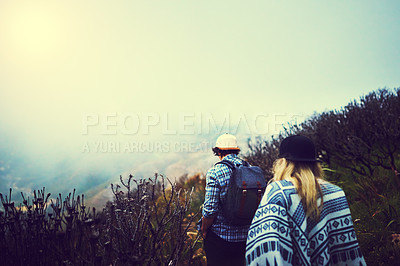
{"left": 202, "top": 154, "right": 250, "bottom": 242}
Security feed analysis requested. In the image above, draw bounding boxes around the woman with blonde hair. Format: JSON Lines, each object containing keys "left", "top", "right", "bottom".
{"left": 245, "top": 135, "right": 366, "bottom": 265}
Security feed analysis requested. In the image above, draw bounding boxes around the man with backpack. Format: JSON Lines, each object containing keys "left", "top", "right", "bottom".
{"left": 200, "top": 133, "right": 266, "bottom": 266}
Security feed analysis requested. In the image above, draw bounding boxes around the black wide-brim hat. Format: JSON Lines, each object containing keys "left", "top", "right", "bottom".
{"left": 278, "top": 135, "right": 318, "bottom": 162}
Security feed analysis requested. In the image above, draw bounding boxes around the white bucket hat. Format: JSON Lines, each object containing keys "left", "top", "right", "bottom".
{"left": 214, "top": 133, "right": 240, "bottom": 150}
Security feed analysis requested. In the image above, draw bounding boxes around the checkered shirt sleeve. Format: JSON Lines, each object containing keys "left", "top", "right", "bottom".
{"left": 202, "top": 154, "right": 250, "bottom": 242}
{"left": 202, "top": 165, "right": 230, "bottom": 218}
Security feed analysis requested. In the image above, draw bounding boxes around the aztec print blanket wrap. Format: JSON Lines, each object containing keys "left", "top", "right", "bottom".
{"left": 246, "top": 180, "right": 366, "bottom": 266}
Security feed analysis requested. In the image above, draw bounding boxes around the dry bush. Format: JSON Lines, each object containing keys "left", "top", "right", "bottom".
{"left": 0, "top": 173, "right": 203, "bottom": 265}
{"left": 102, "top": 174, "right": 202, "bottom": 265}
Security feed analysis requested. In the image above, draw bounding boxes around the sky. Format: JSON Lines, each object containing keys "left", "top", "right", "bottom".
{"left": 0, "top": 1, "right": 399, "bottom": 206}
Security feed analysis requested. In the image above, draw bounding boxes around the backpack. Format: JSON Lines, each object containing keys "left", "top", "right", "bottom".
{"left": 216, "top": 160, "right": 266, "bottom": 226}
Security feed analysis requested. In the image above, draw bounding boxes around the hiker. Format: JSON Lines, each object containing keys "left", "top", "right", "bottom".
{"left": 245, "top": 135, "right": 366, "bottom": 265}
{"left": 200, "top": 133, "right": 251, "bottom": 266}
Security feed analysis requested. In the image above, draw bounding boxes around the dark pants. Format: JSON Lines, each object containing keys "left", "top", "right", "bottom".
{"left": 204, "top": 231, "right": 246, "bottom": 266}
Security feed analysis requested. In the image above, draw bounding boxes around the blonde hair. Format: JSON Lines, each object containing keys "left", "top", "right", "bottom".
{"left": 272, "top": 158, "right": 324, "bottom": 219}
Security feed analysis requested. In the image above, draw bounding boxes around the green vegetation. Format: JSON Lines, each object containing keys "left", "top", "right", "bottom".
{"left": 0, "top": 175, "right": 206, "bottom": 265}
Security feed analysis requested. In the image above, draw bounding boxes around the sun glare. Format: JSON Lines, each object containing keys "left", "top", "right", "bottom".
{"left": 1, "top": 3, "right": 67, "bottom": 61}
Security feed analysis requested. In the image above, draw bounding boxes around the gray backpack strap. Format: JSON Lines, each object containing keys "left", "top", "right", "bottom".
{"left": 215, "top": 160, "right": 236, "bottom": 170}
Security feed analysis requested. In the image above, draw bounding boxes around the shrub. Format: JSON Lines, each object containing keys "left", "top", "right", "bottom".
{"left": 0, "top": 173, "right": 203, "bottom": 265}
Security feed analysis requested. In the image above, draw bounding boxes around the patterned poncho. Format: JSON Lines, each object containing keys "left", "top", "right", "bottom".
{"left": 246, "top": 180, "right": 366, "bottom": 266}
